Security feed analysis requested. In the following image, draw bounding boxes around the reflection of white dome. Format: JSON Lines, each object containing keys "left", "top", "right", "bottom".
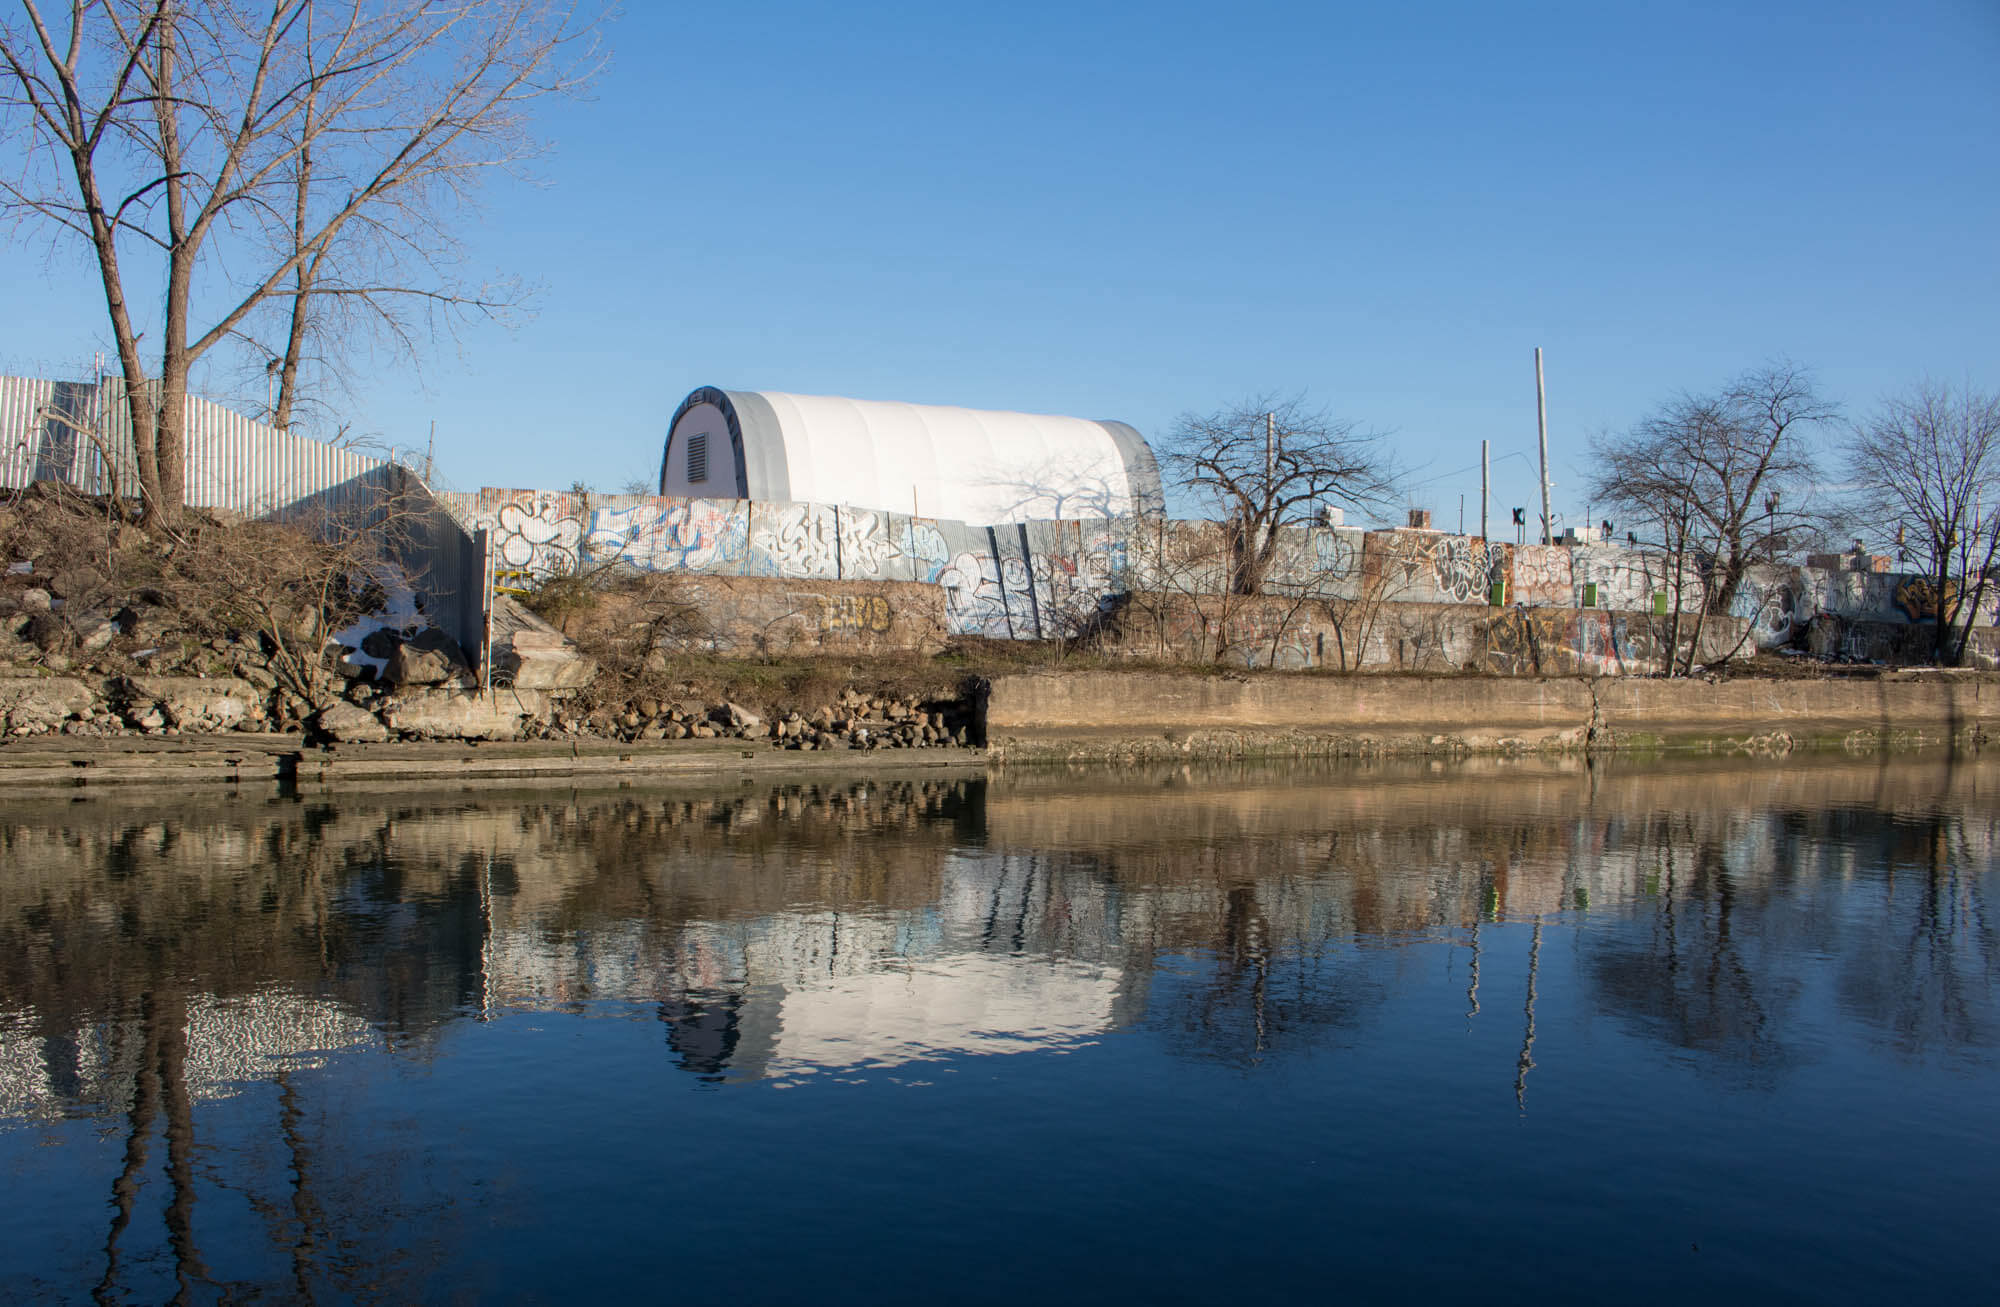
{"left": 0, "top": 993, "right": 376, "bottom": 1126}
{"left": 661, "top": 388, "right": 1164, "bottom": 524}
{"left": 764, "top": 954, "right": 1118, "bottom": 1075}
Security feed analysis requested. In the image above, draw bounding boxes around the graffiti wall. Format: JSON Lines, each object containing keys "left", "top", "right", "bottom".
{"left": 1364, "top": 531, "right": 1506, "bottom": 606}
{"left": 443, "top": 488, "right": 1996, "bottom": 658}
{"left": 1509, "top": 545, "right": 1575, "bottom": 608}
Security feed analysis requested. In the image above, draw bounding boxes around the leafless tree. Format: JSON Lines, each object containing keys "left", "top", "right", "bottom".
{"left": 1164, "top": 395, "right": 1396, "bottom": 596}
{"left": 1590, "top": 363, "right": 1834, "bottom": 668}
{"left": 1846, "top": 381, "right": 2000, "bottom": 664}
{"left": 0, "top": 1, "right": 600, "bottom": 524}
{"left": 1117, "top": 518, "right": 1247, "bottom": 664}
{"left": 1589, "top": 415, "right": 1711, "bottom": 673}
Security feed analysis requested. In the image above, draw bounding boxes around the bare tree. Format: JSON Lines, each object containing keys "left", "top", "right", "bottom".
{"left": 1591, "top": 363, "right": 1834, "bottom": 661}
{"left": 1164, "top": 395, "right": 1396, "bottom": 596}
{"left": 1846, "top": 381, "right": 2000, "bottom": 664}
{"left": 1589, "top": 412, "right": 1713, "bottom": 674}
{"left": 0, "top": 1, "right": 599, "bottom": 523}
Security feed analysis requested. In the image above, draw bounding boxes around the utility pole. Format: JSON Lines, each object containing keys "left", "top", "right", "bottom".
{"left": 1265, "top": 411, "right": 1275, "bottom": 487}
{"left": 1480, "top": 439, "right": 1490, "bottom": 541}
{"left": 1535, "top": 348, "right": 1552, "bottom": 547}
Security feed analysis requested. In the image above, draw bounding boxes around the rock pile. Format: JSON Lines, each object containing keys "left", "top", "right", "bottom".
{"left": 2, "top": 501, "right": 980, "bottom": 749}
{"left": 543, "top": 687, "right": 976, "bottom": 751}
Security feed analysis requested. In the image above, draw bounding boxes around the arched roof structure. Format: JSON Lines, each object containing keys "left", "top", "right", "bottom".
{"left": 660, "top": 387, "right": 1163, "bottom": 524}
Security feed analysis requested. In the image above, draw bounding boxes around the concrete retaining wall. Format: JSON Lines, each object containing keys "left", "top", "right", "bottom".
{"left": 682, "top": 576, "right": 949, "bottom": 656}
{"left": 1100, "top": 594, "right": 1752, "bottom": 673}
{"left": 980, "top": 670, "right": 2000, "bottom": 761}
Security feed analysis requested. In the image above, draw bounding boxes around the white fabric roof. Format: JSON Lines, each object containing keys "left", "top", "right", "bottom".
{"left": 663, "top": 388, "right": 1161, "bottom": 524}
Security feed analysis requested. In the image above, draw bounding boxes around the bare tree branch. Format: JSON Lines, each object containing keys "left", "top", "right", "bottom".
{"left": 1163, "top": 394, "right": 1398, "bottom": 595}
{"left": 1845, "top": 381, "right": 2000, "bottom": 664}
{"left": 0, "top": 0, "right": 604, "bottom": 523}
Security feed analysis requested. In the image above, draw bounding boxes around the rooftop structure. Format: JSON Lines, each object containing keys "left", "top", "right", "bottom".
{"left": 660, "top": 387, "right": 1164, "bottom": 524}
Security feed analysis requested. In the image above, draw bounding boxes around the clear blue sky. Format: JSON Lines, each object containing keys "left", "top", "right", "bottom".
{"left": 5, "top": 0, "right": 1996, "bottom": 528}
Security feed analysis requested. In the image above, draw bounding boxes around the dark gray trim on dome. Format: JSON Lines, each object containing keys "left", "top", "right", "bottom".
{"left": 661, "top": 386, "right": 792, "bottom": 502}
{"left": 1096, "top": 419, "right": 1165, "bottom": 517}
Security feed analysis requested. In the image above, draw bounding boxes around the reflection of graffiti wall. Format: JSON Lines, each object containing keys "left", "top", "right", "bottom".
{"left": 443, "top": 487, "right": 1997, "bottom": 659}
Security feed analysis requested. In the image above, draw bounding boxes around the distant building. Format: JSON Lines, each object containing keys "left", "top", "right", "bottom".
{"left": 1807, "top": 550, "right": 1893, "bottom": 574}
{"left": 660, "top": 386, "right": 1164, "bottom": 524}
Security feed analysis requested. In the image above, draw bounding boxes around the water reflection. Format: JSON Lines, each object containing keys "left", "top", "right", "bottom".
{"left": 3, "top": 759, "right": 1996, "bottom": 1104}
{"left": 1, "top": 756, "right": 1996, "bottom": 1301}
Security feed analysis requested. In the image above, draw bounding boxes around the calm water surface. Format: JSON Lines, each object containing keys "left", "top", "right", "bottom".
{"left": 2, "top": 756, "right": 1996, "bottom": 1304}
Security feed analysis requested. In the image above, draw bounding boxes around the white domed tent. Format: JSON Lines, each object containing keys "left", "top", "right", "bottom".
{"left": 660, "top": 387, "right": 1163, "bottom": 524}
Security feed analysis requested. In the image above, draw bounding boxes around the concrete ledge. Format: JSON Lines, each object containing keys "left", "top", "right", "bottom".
{"left": 981, "top": 670, "right": 2000, "bottom": 761}
{"left": 0, "top": 734, "right": 986, "bottom": 790}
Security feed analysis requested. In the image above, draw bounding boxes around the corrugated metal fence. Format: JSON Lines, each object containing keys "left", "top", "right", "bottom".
{"left": 2, "top": 374, "right": 490, "bottom": 675}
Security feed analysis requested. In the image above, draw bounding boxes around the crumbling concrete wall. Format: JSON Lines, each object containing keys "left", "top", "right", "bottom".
{"left": 1097, "top": 593, "right": 1753, "bottom": 674}
{"left": 683, "top": 577, "right": 949, "bottom": 656}
{"left": 552, "top": 575, "right": 949, "bottom": 661}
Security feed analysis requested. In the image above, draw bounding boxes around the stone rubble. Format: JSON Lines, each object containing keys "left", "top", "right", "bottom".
{"left": 2, "top": 561, "right": 979, "bottom": 748}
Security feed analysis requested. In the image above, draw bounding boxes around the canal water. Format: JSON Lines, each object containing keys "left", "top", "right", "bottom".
{"left": 2, "top": 755, "right": 1995, "bottom": 1304}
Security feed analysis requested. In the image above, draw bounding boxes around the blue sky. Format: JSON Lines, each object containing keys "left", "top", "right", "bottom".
{"left": 4, "top": 0, "right": 1997, "bottom": 528}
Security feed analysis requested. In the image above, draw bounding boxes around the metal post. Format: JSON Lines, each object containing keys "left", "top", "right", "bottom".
{"left": 1265, "top": 411, "right": 1275, "bottom": 489}
{"left": 1535, "top": 348, "right": 1552, "bottom": 547}
{"left": 1480, "top": 439, "right": 1490, "bottom": 541}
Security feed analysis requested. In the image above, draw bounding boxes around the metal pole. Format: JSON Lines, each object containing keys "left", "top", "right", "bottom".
{"left": 1264, "top": 411, "right": 1275, "bottom": 488}
{"left": 1480, "top": 439, "right": 1490, "bottom": 541}
{"left": 1535, "top": 348, "right": 1552, "bottom": 547}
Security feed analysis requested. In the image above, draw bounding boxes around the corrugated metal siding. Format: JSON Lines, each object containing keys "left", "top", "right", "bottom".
{"left": 2, "top": 374, "right": 492, "bottom": 678}
{"left": 0, "top": 375, "right": 120, "bottom": 494}
{"left": 0, "top": 376, "right": 57, "bottom": 489}
{"left": 5, "top": 374, "right": 388, "bottom": 512}
{"left": 181, "top": 394, "right": 388, "bottom": 516}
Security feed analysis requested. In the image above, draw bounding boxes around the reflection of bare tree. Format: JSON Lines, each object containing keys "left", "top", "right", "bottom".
{"left": 277, "top": 1073, "right": 325, "bottom": 1306}
{"left": 1836, "top": 811, "right": 1998, "bottom": 1057}
{"left": 1515, "top": 918, "right": 1541, "bottom": 1110}
{"left": 94, "top": 997, "right": 161, "bottom": 1307}
{"left": 3, "top": 757, "right": 1998, "bottom": 1297}
{"left": 1585, "top": 817, "right": 1793, "bottom": 1084}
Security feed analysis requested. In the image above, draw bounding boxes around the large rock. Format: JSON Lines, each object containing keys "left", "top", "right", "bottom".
{"left": 498, "top": 629, "right": 596, "bottom": 691}
{"left": 121, "top": 676, "right": 266, "bottom": 732}
{"left": 385, "top": 628, "right": 471, "bottom": 686}
{"left": 378, "top": 688, "right": 547, "bottom": 741}
{"left": 0, "top": 676, "right": 96, "bottom": 734}
{"left": 73, "top": 612, "right": 120, "bottom": 653}
{"left": 49, "top": 565, "right": 107, "bottom": 603}
{"left": 313, "top": 699, "right": 391, "bottom": 743}
{"left": 21, "top": 611, "right": 74, "bottom": 654}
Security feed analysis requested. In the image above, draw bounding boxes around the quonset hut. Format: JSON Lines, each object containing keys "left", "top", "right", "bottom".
{"left": 660, "top": 387, "right": 1164, "bottom": 525}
